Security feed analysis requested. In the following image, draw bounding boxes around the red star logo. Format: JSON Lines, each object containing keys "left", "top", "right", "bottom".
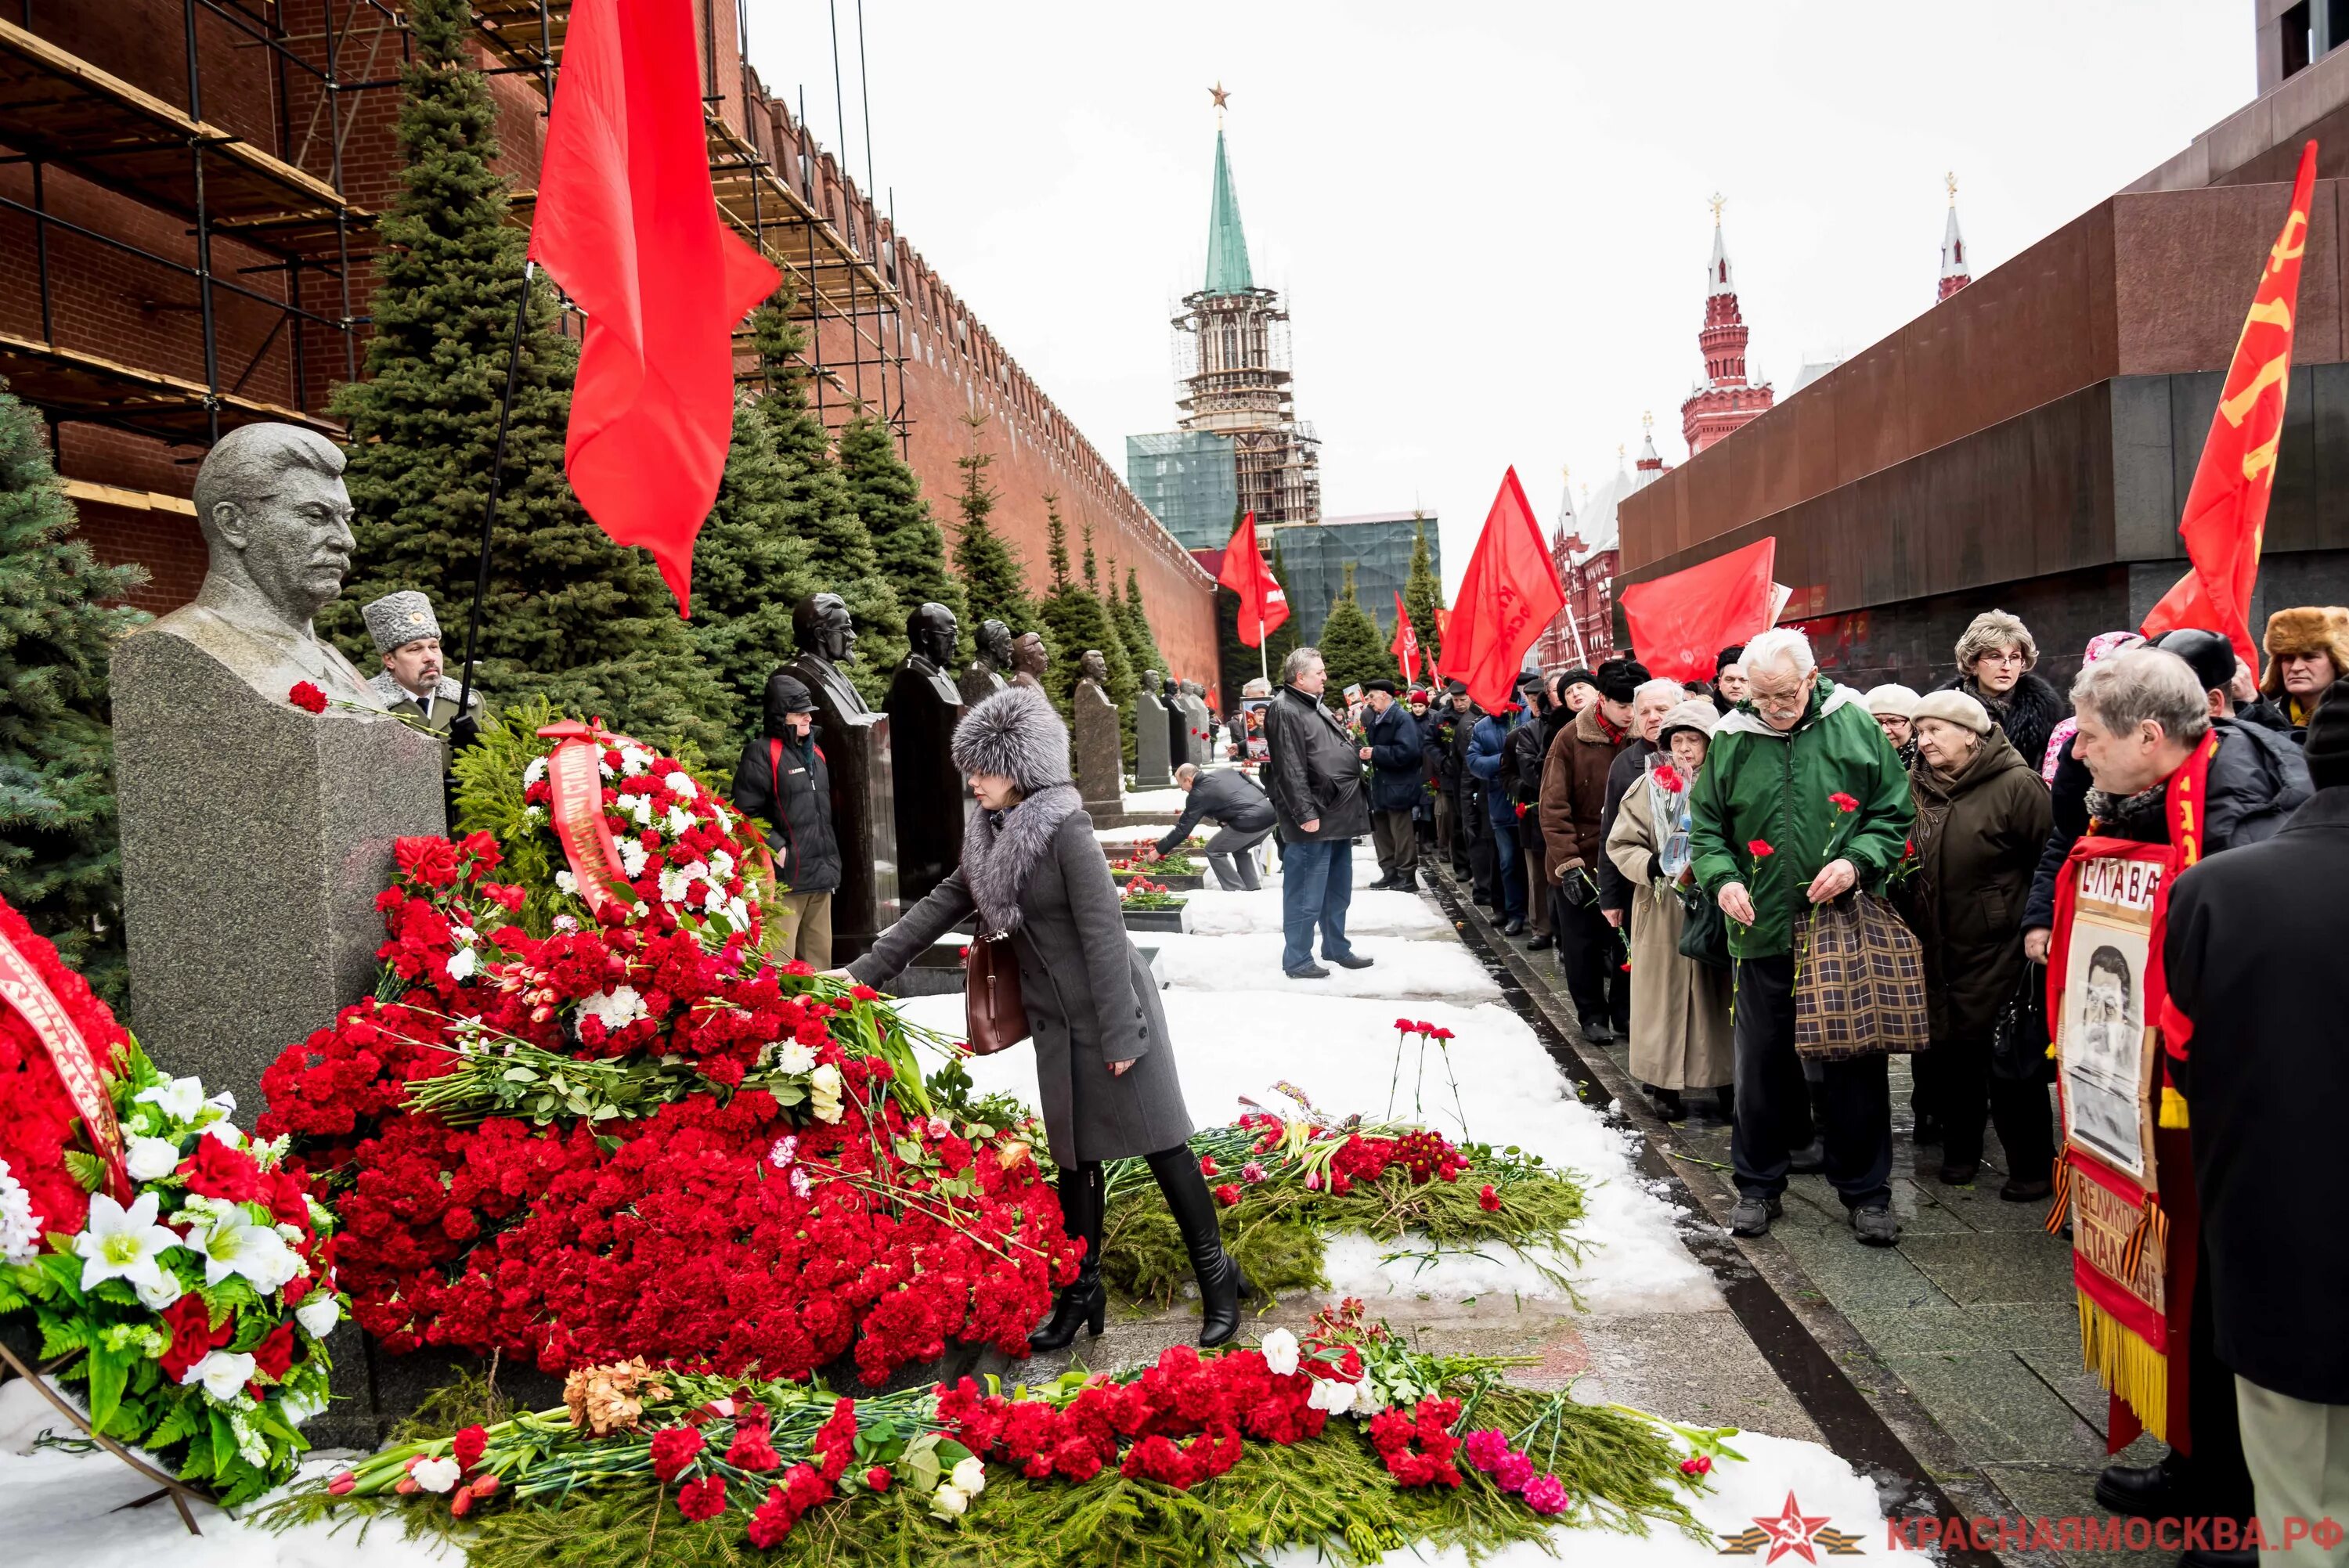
{"left": 1752, "top": 1492, "right": 1833, "bottom": 1563}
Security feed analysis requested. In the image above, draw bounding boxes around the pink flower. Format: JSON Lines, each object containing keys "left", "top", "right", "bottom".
{"left": 1747, "top": 838, "right": 1774, "bottom": 858}
{"left": 1680, "top": 1454, "right": 1714, "bottom": 1476}
{"left": 1478, "top": 1184, "right": 1500, "bottom": 1213}
{"left": 1493, "top": 1451, "right": 1535, "bottom": 1492}
{"left": 1521, "top": 1473, "right": 1571, "bottom": 1515}
{"left": 1828, "top": 791, "right": 1859, "bottom": 813}
{"left": 1240, "top": 1161, "right": 1267, "bottom": 1184}
{"left": 1463, "top": 1429, "right": 1511, "bottom": 1471}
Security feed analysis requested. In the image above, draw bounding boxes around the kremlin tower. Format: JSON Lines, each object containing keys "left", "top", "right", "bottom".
{"left": 1679, "top": 196, "right": 1775, "bottom": 456}
{"left": 1939, "top": 173, "right": 1972, "bottom": 301}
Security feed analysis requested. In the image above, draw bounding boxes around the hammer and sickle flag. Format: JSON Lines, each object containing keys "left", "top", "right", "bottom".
{"left": 2142, "top": 140, "right": 2318, "bottom": 662}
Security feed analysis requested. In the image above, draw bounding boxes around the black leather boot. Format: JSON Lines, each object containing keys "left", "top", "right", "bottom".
{"left": 1029, "top": 1162, "right": 1106, "bottom": 1352}
{"left": 1147, "top": 1146, "right": 1252, "bottom": 1347}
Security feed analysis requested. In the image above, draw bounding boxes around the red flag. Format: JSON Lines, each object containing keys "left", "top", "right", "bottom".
{"left": 1436, "top": 467, "right": 1565, "bottom": 710}
{"left": 1618, "top": 537, "right": 1778, "bottom": 683}
{"left": 1390, "top": 590, "right": 1421, "bottom": 683}
{"left": 1216, "top": 511, "right": 1290, "bottom": 647}
{"left": 2141, "top": 142, "right": 2318, "bottom": 660}
{"left": 529, "top": 0, "right": 781, "bottom": 616}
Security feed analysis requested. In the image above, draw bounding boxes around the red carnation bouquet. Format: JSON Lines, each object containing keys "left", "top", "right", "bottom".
{"left": 0, "top": 896, "right": 343, "bottom": 1507}
{"left": 262, "top": 730, "right": 1077, "bottom": 1388}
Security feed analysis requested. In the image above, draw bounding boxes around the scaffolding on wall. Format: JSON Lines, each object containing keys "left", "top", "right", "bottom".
{"left": 0, "top": 0, "right": 904, "bottom": 461}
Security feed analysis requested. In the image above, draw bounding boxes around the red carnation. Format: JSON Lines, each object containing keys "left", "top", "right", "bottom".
{"left": 1213, "top": 1184, "right": 1241, "bottom": 1207}
{"left": 726, "top": 1421, "right": 782, "bottom": 1472}
{"left": 864, "top": 1465, "right": 891, "bottom": 1492}
{"left": 650, "top": 1426, "right": 705, "bottom": 1483}
{"left": 159, "top": 1294, "right": 230, "bottom": 1382}
{"left": 1828, "top": 791, "right": 1859, "bottom": 813}
{"left": 452, "top": 1424, "right": 488, "bottom": 1472}
{"left": 1197, "top": 1156, "right": 1219, "bottom": 1177}
{"left": 288, "top": 681, "right": 327, "bottom": 714}
{"left": 1747, "top": 839, "right": 1774, "bottom": 858}
{"left": 179, "top": 1134, "right": 266, "bottom": 1204}
{"left": 675, "top": 1474, "right": 727, "bottom": 1521}
{"left": 746, "top": 1484, "right": 795, "bottom": 1548}
{"left": 251, "top": 1321, "right": 298, "bottom": 1382}
{"left": 1478, "top": 1184, "right": 1500, "bottom": 1213}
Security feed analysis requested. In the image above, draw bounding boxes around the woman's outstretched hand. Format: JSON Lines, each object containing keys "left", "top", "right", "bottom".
{"left": 1107, "top": 1059, "right": 1136, "bottom": 1076}
{"left": 817, "top": 968, "right": 853, "bottom": 981}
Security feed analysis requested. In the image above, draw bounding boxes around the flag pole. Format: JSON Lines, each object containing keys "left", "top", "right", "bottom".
{"left": 454, "top": 260, "right": 537, "bottom": 730}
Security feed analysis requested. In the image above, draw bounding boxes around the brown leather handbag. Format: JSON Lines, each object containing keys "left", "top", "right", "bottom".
{"left": 964, "top": 932, "right": 1030, "bottom": 1055}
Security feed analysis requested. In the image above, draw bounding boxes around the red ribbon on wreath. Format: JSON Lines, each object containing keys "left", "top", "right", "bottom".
{"left": 537, "top": 720, "right": 637, "bottom": 916}
{"left": 0, "top": 926, "right": 130, "bottom": 1202}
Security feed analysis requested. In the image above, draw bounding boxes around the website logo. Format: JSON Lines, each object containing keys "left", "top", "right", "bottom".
{"left": 1718, "top": 1491, "right": 1866, "bottom": 1561}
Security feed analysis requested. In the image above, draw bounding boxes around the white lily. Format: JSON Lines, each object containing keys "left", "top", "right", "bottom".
{"left": 185, "top": 1206, "right": 299, "bottom": 1292}
{"left": 72, "top": 1190, "right": 182, "bottom": 1295}
{"left": 135, "top": 1076, "right": 207, "bottom": 1123}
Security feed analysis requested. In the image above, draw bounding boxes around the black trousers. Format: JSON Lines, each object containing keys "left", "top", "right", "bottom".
{"left": 1467, "top": 822, "right": 1498, "bottom": 905}
{"left": 1730, "top": 955, "right": 1892, "bottom": 1209}
{"left": 1925, "top": 1032, "right": 2057, "bottom": 1175}
{"left": 1554, "top": 889, "right": 1626, "bottom": 1029}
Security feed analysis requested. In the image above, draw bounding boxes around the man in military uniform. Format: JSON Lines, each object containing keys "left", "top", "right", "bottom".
{"left": 363, "top": 590, "right": 485, "bottom": 736}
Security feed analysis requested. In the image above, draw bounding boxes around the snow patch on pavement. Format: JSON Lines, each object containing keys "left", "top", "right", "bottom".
{"left": 1138, "top": 932, "right": 1499, "bottom": 1003}
{"left": 1180, "top": 888, "right": 1453, "bottom": 940}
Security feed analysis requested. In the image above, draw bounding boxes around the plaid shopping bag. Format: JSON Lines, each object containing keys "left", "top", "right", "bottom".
{"left": 1792, "top": 891, "right": 1930, "bottom": 1060}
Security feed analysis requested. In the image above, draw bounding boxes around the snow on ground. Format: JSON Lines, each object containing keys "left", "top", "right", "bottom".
{"left": 1180, "top": 888, "right": 1453, "bottom": 940}
{"left": 1117, "top": 785, "right": 1189, "bottom": 814}
{"left": 893, "top": 899, "right": 1716, "bottom": 1317}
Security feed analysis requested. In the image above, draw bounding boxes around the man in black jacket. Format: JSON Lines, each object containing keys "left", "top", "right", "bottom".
{"left": 2164, "top": 683, "right": 2349, "bottom": 1555}
{"left": 1360, "top": 679, "right": 1423, "bottom": 890}
{"left": 731, "top": 671, "right": 843, "bottom": 964}
{"left": 1160, "top": 762, "right": 1276, "bottom": 891}
{"left": 1263, "top": 647, "right": 1375, "bottom": 979}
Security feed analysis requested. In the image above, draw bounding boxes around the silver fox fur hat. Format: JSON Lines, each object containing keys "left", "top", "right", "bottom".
{"left": 951, "top": 684, "right": 1073, "bottom": 794}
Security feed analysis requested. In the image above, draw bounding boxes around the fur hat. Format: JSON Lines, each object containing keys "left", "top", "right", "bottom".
{"left": 363, "top": 590, "right": 440, "bottom": 654}
{"left": 1864, "top": 684, "right": 1920, "bottom": 719}
{"left": 951, "top": 685, "right": 1073, "bottom": 794}
{"left": 2305, "top": 678, "right": 2349, "bottom": 788}
{"left": 1655, "top": 698, "right": 1719, "bottom": 744}
{"left": 1913, "top": 689, "right": 1993, "bottom": 736}
{"left": 2259, "top": 606, "right": 2349, "bottom": 700}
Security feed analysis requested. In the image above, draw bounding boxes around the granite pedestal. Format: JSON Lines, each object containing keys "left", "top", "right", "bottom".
{"left": 886, "top": 654, "right": 965, "bottom": 906}
{"left": 1073, "top": 677, "right": 1124, "bottom": 813}
{"left": 789, "top": 652, "right": 898, "bottom": 961}
{"left": 112, "top": 627, "right": 447, "bottom": 1117}
{"left": 1133, "top": 688, "right": 1174, "bottom": 788}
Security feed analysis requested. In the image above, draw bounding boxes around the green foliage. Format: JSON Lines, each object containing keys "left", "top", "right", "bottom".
{"left": 751, "top": 306, "right": 902, "bottom": 706}
{"left": 947, "top": 411, "right": 1035, "bottom": 639}
{"left": 687, "top": 395, "right": 817, "bottom": 742}
{"left": 323, "top": 0, "right": 731, "bottom": 757}
{"left": 1313, "top": 564, "right": 1392, "bottom": 708}
{"left": 1402, "top": 515, "right": 1443, "bottom": 679}
{"left": 1036, "top": 499, "right": 1131, "bottom": 733}
{"left": 1113, "top": 568, "right": 1169, "bottom": 688}
{"left": 841, "top": 408, "right": 965, "bottom": 658}
{"left": 1082, "top": 532, "right": 1141, "bottom": 766}
{"left": 0, "top": 382, "right": 144, "bottom": 1000}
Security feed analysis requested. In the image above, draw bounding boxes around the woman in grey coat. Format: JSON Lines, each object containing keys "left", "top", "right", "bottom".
{"left": 840, "top": 687, "right": 1247, "bottom": 1348}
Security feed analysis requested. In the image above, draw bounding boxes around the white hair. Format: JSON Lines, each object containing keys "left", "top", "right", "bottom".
{"left": 1741, "top": 627, "right": 1816, "bottom": 677}
{"left": 1174, "top": 762, "right": 1199, "bottom": 784}
{"left": 2072, "top": 647, "right": 2211, "bottom": 746}
{"left": 1280, "top": 646, "right": 1323, "bottom": 684}
{"left": 1634, "top": 677, "right": 1683, "bottom": 708}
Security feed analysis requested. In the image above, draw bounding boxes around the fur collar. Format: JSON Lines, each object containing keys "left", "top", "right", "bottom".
{"left": 1715, "top": 677, "right": 1864, "bottom": 737}
{"left": 962, "top": 782, "right": 1082, "bottom": 935}
{"left": 367, "top": 669, "right": 470, "bottom": 707}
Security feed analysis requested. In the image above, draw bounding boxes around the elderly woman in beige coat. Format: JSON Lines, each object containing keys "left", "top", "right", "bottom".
{"left": 1605, "top": 698, "right": 1735, "bottom": 1121}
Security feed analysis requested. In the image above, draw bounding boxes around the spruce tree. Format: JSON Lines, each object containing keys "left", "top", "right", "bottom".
{"left": 325, "top": 0, "right": 731, "bottom": 755}
{"left": 1036, "top": 496, "right": 1128, "bottom": 726}
{"left": 751, "top": 306, "right": 902, "bottom": 705}
{"left": 1113, "top": 568, "right": 1170, "bottom": 687}
{"left": 946, "top": 411, "right": 1035, "bottom": 638}
{"left": 1080, "top": 532, "right": 1140, "bottom": 766}
{"left": 1315, "top": 564, "right": 1390, "bottom": 708}
{"left": 687, "top": 395, "right": 817, "bottom": 740}
{"left": 0, "top": 387, "right": 144, "bottom": 1001}
{"left": 841, "top": 408, "right": 964, "bottom": 651}
{"left": 1402, "top": 514, "right": 1443, "bottom": 681}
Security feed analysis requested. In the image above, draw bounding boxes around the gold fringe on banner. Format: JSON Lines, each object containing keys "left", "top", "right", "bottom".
{"left": 2159, "top": 1086, "right": 2190, "bottom": 1129}
{"left": 2078, "top": 1292, "right": 2170, "bottom": 1444}
{"left": 2044, "top": 1157, "right": 2073, "bottom": 1236}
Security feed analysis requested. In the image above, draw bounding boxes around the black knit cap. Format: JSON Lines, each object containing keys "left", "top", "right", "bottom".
{"left": 2153, "top": 629, "right": 2235, "bottom": 694}
{"left": 2308, "top": 678, "right": 2349, "bottom": 790}
{"left": 1553, "top": 668, "right": 1597, "bottom": 695}
{"left": 1716, "top": 644, "right": 1747, "bottom": 676}
{"left": 1595, "top": 658, "right": 1648, "bottom": 705}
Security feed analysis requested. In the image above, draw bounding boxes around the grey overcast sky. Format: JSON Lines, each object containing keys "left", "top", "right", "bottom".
{"left": 742, "top": 1, "right": 2254, "bottom": 594}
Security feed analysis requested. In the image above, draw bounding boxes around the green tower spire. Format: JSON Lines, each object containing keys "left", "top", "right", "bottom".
{"left": 1203, "top": 124, "right": 1254, "bottom": 296}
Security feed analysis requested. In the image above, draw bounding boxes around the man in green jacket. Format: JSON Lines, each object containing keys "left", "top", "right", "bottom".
{"left": 1687, "top": 628, "right": 1914, "bottom": 1245}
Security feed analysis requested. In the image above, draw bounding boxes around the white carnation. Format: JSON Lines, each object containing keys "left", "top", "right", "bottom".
{"left": 702, "top": 881, "right": 728, "bottom": 912}
{"left": 410, "top": 1454, "right": 463, "bottom": 1494}
{"left": 579, "top": 986, "right": 648, "bottom": 1032}
{"left": 0, "top": 1159, "right": 45, "bottom": 1264}
{"left": 445, "top": 945, "right": 479, "bottom": 983}
{"left": 663, "top": 770, "right": 698, "bottom": 798}
{"left": 618, "top": 838, "right": 648, "bottom": 877}
{"left": 776, "top": 1041, "right": 817, "bottom": 1076}
{"left": 522, "top": 804, "right": 547, "bottom": 827}
{"left": 1305, "top": 1377, "right": 1358, "bottom": 1415}
{"left": 725, "top": 897, "right": 750, "bottom": 930}
{"left": 710, "top": 849, "right": 735, "bottom": 880}
{"left": 629, "top": 795, "right": 655, "bottom": 827}
{"left": 659, "top": 867, "right": 692, "bottom": 904}
{"left": 666, "top": 806, "right": 694, "bottom": 836}
{"left": 523, "top": 754, "right": 550, "bottom": 785}
{"left": 619, "top": 746, "right": 655, "bottom": 777}
{"left": 1257, "top": 1328, "right": 1300, "bottom": 1379}
{"left": 554, "top": 870, "right": 579, "bottom": 896}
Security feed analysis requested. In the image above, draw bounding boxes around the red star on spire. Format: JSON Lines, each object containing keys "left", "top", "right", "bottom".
{"left": 1752, "top": 1491, "right": 1834, "bottom": 1563}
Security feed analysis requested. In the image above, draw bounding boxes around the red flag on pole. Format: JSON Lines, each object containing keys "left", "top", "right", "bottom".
{"left": 1216, "top": 511, "right": 1290, "bottom": 647}
{"left": 1391, "top": 590, "right": 1421, "bottom": 683}
{"left": 529, "top": 0, "right": 781, "bottom": 617}
{"left": 1435, "top": 468, "right": 1565, "bottom": 710}
{"left": 2141, "top": 141, "right": 2318, "bottom": 661}
{"left": 1618, "top": 537, "right": 1779, "bottom": 683}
